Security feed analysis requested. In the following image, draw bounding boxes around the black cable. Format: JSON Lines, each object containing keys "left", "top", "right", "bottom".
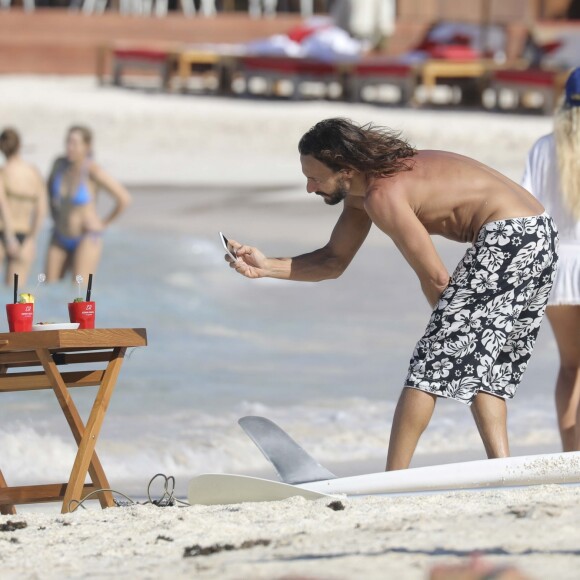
{"left": 68, "top": 473, "right": 190, "bottom": 512}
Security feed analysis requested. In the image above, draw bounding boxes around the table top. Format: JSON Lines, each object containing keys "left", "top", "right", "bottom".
{"left": 0, "top": 328, "right": 147, "bottom": 351}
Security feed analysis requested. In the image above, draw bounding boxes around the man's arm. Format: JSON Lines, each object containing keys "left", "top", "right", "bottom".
{"left": 229, "top": 200, "right": 372, "bottom": 281}
{"left": 365, "top": 190, "right": 450, "bottom": 308}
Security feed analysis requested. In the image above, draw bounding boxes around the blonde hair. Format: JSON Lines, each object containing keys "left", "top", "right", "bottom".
{"left": 554, "top": 101, "right": 580, "bottom": 219}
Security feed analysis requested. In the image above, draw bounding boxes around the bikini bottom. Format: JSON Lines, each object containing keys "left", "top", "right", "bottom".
{"left": 0, "top": 231, "right": 28, "bottom": 247}
{"left": 53, "top": 230, "right": 102, "bottom": 253}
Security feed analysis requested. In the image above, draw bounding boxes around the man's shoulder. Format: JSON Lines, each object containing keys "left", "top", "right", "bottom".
{"left": 364, "top": 175, "right": 407, "bottom": 204}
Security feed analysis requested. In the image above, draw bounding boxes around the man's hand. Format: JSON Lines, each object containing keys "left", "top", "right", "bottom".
{"left": 226, "top": 240, "right": 269, "bottom": 279}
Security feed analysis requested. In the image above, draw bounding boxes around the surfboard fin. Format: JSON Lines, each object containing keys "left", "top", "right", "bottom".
{"left": 238, "top": 416, "right": 337, "bottom": 485}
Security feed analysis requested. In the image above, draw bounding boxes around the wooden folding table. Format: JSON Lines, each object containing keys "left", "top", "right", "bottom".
{"left": 0, "top": 328, "right": 147, "bottom": 514}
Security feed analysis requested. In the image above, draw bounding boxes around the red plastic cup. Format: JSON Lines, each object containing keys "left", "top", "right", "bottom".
{"left": 6, "top": 303, "right": 34, "bottom": 332}
{"left": 68, "top": 301, "right": 96, "bottom": 329}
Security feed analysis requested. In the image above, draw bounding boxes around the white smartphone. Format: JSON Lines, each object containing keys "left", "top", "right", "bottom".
{"left": 219, "top": 232, "right": 237, "bottom": 261}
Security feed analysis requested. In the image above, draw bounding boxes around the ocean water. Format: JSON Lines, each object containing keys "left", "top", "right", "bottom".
{"left": 0, "top": 206, "right": 563, "bottom": 496}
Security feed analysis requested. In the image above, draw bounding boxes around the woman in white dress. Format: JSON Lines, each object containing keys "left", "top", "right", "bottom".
{"left": 522, "top": 67, "right": 580, "bottom": 451}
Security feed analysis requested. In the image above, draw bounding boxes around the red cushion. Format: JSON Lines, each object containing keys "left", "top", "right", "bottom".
{"left": 540, "top": 41, "right": 563, "bottom": 55}
{"left": 493, "top": 69, "right": 556, "bottom": 87}
{"left": 113, "top": 49, "right": 170, "bottom": 62}
{"left": 428, "top": 45, "right": 480, "bottom": 60}
{"left": 296, "top": 60, "right": 338, "bottom": 74}
{"left": 241, "top": 56, "right": 337, "bottom": 75}
{"left": 354, "top": 61, "right": 413, "bottom": 77}
{"left": 286, "top": 24, "right": 326, "bottom": 43}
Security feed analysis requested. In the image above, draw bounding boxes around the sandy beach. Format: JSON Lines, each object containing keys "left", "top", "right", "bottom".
{"left": 0, "top": 76, "right": 577, "bottom": 579}
{"left": 2, "top": 485, "right": 580, "bottom": 579}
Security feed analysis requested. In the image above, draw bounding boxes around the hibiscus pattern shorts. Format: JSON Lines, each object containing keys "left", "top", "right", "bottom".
{"left": 406, "top": 212, "right": 559, "bottom": 405}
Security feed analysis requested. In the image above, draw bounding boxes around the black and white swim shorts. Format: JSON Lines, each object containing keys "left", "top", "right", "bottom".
{"left": 406, "top": 212, "right": 559, "bottom": 405}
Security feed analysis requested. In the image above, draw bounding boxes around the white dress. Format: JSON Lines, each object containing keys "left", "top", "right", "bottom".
{"left": 521, "top": 133, "right": 580, "bottom": 305}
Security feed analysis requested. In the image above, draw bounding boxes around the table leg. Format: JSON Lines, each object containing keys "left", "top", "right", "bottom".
{"left": 0, "top": 363, "right": 16, "bottom": 515}
{"left": 35, "top": 348, "right": 123, "bottom": 512}
{"left": 0, "top": 469, "right": 16, "bottom": 515}
{"left": 61, "top": 347, "right": 127, "bottom": 513}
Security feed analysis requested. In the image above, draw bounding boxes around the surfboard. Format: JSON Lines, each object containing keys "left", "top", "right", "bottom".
{"left": 239, "top": 416, "right": 580, "bottom": 496}
{"left": 188, "top": 451, "right": 580, "bottom": 506}
{"left": 188, "top": 473, "right": 333, "bottom": 506}
{"left": 187, "top": 417, "right": 580, "bottom": 505}
{"left": 299, "top": 452, "right": 580, "bottom": 496}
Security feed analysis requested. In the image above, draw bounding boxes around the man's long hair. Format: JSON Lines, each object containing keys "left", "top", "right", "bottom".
{"left": 298, "top": 118, "right": 416, "bottom": 178}
{"left": 554, "top": 101, "right": 580, "bottom": 219}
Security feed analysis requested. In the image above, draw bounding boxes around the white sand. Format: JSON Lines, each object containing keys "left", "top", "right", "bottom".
{"left": 2, "top": 485, "right": 580, "bottom": 579}
{"left": 0, "top": 77, "right": 575, "bottom": 579}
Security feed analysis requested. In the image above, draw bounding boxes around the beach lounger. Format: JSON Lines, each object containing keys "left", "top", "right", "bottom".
{"left": 490, "top": 68, "right": 569, "bottom": 114}
{"left": 345, "top": 58, "right": 417, "bottom": 105}
{"left": 236, "top": 55, "right": 345, "bottom": 99}
{"left": 111, "top": 46, "right": 180, "bottom": 90}
{"left": 177, "top": 45, "right": 245, "bottom": 94}
{"left": 418, "top": 58, "right": 493, "bottom": 106}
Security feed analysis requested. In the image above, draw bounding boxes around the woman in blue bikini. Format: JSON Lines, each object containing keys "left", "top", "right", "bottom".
{"left": 46, "top": 125, "right": 132, "bottom": 282}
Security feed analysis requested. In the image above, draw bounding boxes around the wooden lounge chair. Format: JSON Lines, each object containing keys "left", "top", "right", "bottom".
{"left": 236, "top": 55, "right": 345, "bottom": 99}
{"left": 345, "top": 58, "right": 418, "bottom": 105}
{"left": 490, "top": 67, "right": 569, "bottom": 114}
{"left": 110, "top": 46, "right": 181, "bottom": 90}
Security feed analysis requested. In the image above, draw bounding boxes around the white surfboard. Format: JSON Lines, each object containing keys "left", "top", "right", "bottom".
{"left": 188, "top": 417, "right": 580, "bottom": 505}
{"left": 188, "top": 473, "right": 333, "bottom": 506}
{"left": 188, "top": 452, "right": 580, "bottom": 506}
{"left": 299, "top": 452, "right": 580, "bottom": 496}
{"left": 239, "top": 416, "right": 580, "bottom": 495}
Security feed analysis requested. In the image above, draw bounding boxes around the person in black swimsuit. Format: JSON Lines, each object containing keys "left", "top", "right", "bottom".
{"left": 0, "top": 127, "right": 48, "bottom": 286}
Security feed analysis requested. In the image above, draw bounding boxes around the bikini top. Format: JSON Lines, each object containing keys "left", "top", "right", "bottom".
{"left": 50, "top": 163, "right": 92, "bottom": 206}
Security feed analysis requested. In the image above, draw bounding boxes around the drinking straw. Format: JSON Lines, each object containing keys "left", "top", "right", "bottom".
{"left": 86, "top": 273, "right": 93, "bottom": 302}
{"left": 13, "top": 273, "right": 18, "bottom": 304}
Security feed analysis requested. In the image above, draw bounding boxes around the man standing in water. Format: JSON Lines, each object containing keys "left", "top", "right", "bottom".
{"left": 225, "top": 118, "right": 558, "bottom": 470}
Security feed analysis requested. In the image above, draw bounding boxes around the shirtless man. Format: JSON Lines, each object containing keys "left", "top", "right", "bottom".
{"left": 225, "top": 118, "right": 559, "bottom": 470}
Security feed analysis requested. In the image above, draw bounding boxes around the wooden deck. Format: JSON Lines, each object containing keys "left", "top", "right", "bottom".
{"left": 0, "top": 9, "right": 303, "bottom": 74}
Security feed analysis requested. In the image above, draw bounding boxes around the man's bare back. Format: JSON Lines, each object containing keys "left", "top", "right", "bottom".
{"left": 363, "top": 150, "right": 545, "bottom": 244}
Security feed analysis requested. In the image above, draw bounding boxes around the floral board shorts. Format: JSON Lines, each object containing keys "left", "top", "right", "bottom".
{"left": 406, "top": 212, "right": 559, "bottom": 405}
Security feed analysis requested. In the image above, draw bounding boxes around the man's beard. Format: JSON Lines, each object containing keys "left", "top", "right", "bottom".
{"left": 317, "top": 179, "right": 348, "bottom": 206}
